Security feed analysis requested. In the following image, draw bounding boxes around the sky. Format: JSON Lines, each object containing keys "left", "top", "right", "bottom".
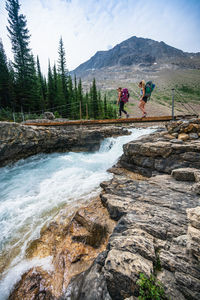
{"left": 0, "top": 0, "right": 200, "bottom": 74}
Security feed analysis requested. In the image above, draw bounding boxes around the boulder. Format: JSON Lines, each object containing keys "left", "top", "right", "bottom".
{"left": 171, "top": 168, "right": 196, "bottom": 181}
{"left": 43, "top": 111, "right": 55, "bottom": 120}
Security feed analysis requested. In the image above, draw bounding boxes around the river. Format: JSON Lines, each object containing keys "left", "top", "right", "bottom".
{"left": 0, "top": 127, "right": 155, "bottom": 299}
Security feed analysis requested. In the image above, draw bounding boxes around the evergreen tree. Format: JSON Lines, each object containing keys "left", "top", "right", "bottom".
{"left": 97, "top": 90, "right": 103, "bottom": 118}
{"left": 47, "top": 60, "right": 55, "bottom": 109}
{"left": 71, "top": 75, "right": 78, "bottom": 119}
{"left": 84, "top": 92, "right": 89, "bottom": 119}
{"left": 36, "top": 56, "right": 46, "bottom": 110}
{"left": 0, "top": 39, "right": 12, "bottom": 108}
{"left": 103, "top": 94, "right": 108, "bottom": 118}
{"left": 28, "top": 54, "right": 41, "bottom": 111}
{"left": 6, "top": 0, "right": 39, "bottom": 111}
{"left": 58, "top": 37, "right": 68, "bottom": 110}
{"left": 90, "top": 78, "right": 98, "bottom": 119}
{"left": 68, "top": 75, "right": 74, "bottom": 119}
{"left": 77, "top": 78, "right": 84, "bottom": 119}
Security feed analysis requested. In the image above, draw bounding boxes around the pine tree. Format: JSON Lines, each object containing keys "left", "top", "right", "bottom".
{"left": 90, "top": 78, "right": 98, "bottom": 119}
{"left": 0, "top": 39, "right": 12, "bottom": 108}
{"left": 6, "top": 0, "right": 38, "bottom": 111}
{"left": 36, "top": 56, "right": 46, "bottom": 110}
{"left": 47, "top": 60, "right": 55, "bottom": 109}
{"left": 58, "top": 37, "right": 68, "bottom": 110}
{"left": 71, "top": 75, "right": 78, "bottom": 119}
{"left": 103, "top": 94, "right": 108, "bottom": 118}
{"left": 77, "top": 78, "right": 84, "bottom": 119}
{"left": 68, "top": 75, "right": 74, "bottom": 119}
{"left": 28, "top": 54, "right": 41, "bottom": 111}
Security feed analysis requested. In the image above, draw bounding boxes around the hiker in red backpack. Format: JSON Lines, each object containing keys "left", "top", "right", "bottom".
{"left": 117, "top": 87, "right": 129, "bottom": 119}
{"left": 138, "top": 80, "right": 147, "bottom": 118}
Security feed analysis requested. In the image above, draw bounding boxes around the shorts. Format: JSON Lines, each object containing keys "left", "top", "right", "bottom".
{"left": 142, "top": 96, "right": 148, "bottom": 103}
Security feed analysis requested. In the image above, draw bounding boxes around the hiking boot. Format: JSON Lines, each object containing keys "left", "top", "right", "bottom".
{"left": 118, "top": 116, "right": 122, "bottom": 119}
{"left": 126, "top": 114, "right": 129, "bottom": 118}
{"left": 142, "top": 112, "right": 147, "bottom": 118}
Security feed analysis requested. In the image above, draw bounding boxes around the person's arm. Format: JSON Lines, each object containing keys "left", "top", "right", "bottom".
{"left": 117, "top": 91, "right": 121, "bottom": 104}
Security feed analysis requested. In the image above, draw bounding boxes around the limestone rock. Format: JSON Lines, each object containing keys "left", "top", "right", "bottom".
{"left": 192, "top": 182, "right": 200, "bottom": 194}
{"left": 178, "top": 133, "right": 189, "bottom": 141}
{"left": 187, "top": 206, "right": 200, "bottom": 229}
{"left": 104, "top": 250, "right": 153, "bottom": 299}
{"left": 187, "top": 207, "right": 200, "bottom": 262}
{"left": 119, "top": 128, "right": 200, "bottom": 177}
{"left": 171, "top": 168, "right": 196, "bottom": 181}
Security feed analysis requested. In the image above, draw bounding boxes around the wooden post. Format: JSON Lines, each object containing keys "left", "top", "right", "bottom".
{"left": 172, "top": 89, "right": 175, "bottom": 120}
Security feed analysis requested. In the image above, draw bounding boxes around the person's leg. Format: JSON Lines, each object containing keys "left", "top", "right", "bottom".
{"left": 120, "top": 101, "right": 128, "bottom": 116}
{"left": 119, "top": 102, "right": 122, "bottom": 117}
{"left": 139, "top": 100, "right": 145, "bottom": 114}
{"left": 139, "top": 100, "right": 147, "bottom": 117}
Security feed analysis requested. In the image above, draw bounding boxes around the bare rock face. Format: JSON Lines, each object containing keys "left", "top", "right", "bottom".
{"left": 187, "top": 206, "right": 200, "bottom": 262}
{"left": 0, "top": 122, "right": 129, "bottom": 167}
{"left": 119, "top": 125, "right": 200, "bottom": 177}
{"left": 62, "top": 168, "right": 200, "bottom": 300}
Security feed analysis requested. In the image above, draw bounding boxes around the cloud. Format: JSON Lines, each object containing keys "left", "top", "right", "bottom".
{"left": 0, "top": 0, "right": 199, "bottom": 75}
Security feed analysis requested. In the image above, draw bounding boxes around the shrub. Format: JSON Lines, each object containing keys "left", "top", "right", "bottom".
{"left": 136, "top": 273, "right": 168, "bottom": 300}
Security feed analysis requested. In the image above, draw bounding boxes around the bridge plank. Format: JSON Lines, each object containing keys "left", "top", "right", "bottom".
{"left": 23, "top": 114, "right": 198, "bottom": 127}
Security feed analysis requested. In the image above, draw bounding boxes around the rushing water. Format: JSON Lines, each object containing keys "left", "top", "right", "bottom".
{"left": 0, "top": 127, "right": 155, "bottom": 299}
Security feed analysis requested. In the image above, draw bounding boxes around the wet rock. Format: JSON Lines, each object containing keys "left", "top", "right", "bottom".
{"left": 8, "top": 267, "right": 55, "bottom": 300}
{"left": 9, "top": 198, "right": 116, "bottom": 299}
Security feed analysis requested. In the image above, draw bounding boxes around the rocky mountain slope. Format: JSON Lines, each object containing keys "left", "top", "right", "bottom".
{"left": 72, "top": 36, "right": 200, "bottom": 77}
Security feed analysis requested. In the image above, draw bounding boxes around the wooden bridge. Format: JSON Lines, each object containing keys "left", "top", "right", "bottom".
{"left": 24, "top": 114, "right": 198, "bottom": 127}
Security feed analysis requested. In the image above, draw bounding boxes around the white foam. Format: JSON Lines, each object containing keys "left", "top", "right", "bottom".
{"left": 0, "top": 256, "right": 53, "bottom": 300}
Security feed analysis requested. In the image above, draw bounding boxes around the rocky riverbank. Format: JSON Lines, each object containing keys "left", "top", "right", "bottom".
{"left": 6, "top": 119, "right": 200, "bottom": 299}
{"left": 0, "top": 121, "right": 129, "bottom": 167}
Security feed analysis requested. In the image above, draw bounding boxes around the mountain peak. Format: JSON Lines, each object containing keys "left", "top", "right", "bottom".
{"left": 72, "top": 36, "right": 200, "bottom": 76}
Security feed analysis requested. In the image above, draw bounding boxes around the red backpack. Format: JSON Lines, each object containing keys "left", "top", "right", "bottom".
{"left": 121, "top": 88, "right": 129, "bottom": 103}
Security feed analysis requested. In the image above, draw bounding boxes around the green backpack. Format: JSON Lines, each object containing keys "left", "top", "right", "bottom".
{"left": 145, "top": 81, "right": 155, "bottom": 99}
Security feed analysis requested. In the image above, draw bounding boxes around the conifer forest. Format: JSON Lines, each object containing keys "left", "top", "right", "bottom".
{"left": 0, "top": 0, "right": 117, "bottom": 121}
